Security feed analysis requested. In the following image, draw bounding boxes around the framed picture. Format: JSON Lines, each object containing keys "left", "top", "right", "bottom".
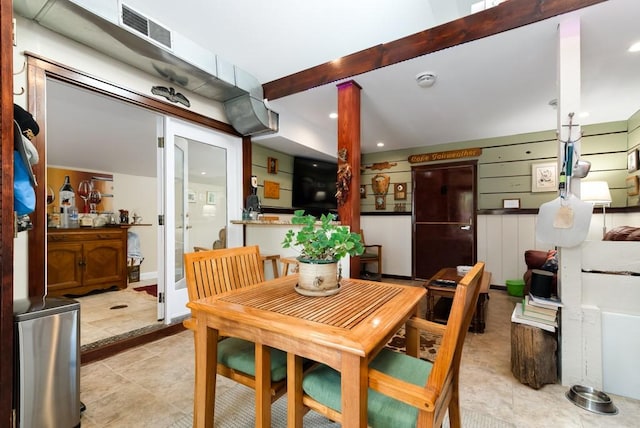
{"left": 394, "top": 183, "right": 407, "bottom": 200}
{"left": 359, "top": 185, "right": 366, "bottom": 199}
{"left": 531, "top": 162, "right": 558, "bottom": 192}
{"left": 502, "top": 198, "right": 520, "bottom": 209}
{"left": 267, "top": 157, "right": 278, "bottom": 174}
{"left": 374, "top": 195, "right": 386, "bottom": 210}
{"left": 206, "top": 191, "right": 216, "bottom": 205}
{"left": 264, "top": 180, "right": 280, "bottom": 199}
{"left": 626, "top": 175, "right": 639, "bottom": 196}
{"left": 627, "top": 150, "right": 638, "bottom": 173}
{"left": 187, "top": 190, "right": 196, "bottom": 203}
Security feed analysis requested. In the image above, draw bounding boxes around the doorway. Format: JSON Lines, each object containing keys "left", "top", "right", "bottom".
{"left": 40, "top": 73, "right": 241, "bottom": 346}
{"left": 412, "top": 161, "right": 477, "bottom": 280}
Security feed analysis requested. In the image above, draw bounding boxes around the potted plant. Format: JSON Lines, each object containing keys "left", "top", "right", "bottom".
{"left": 282, "top": 210, "right": 364, "bottom": 296}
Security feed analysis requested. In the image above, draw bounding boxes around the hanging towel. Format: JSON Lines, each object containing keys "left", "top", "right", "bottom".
{"left": 127, "top": 231, "right": 144, "bottom": 265}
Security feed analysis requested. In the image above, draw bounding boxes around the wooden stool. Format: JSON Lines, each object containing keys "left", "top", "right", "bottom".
{"left": 280, "top": 257, "right": 299, "bottom": 275}
{"left": 510, "top": 322, "right": 557, "bottom": 389}
{"left": 260, "top": 254, "right": 280, "bottom": 278}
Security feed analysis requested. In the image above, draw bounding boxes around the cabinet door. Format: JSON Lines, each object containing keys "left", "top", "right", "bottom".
{"left": 83, "top": 239, "right": 126, "bottom": 287}
{"left": 47, "top": 242, "right": 83, "bottom": 292}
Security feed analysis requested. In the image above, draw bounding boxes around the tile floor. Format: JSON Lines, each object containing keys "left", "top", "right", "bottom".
{"left": 79, "top": 282, "right": 640, "bottom": 427}
{"left": 75, "top": 278, "right": 161, "bottom": 347}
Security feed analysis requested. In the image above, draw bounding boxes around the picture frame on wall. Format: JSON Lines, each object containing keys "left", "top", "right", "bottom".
{"left": 531, "top": 162, "right": 558, "bottom": 192}
{"left": 206, "top": 191, "right": 216, "bottom": 205}
{"left": 267, "top": 157, "right": 278, "bottom": 174}
{"left": 360, "top": 185, "right": 366, "bottom": 199}
{"left": 394, "top": 183, "right": 407, "bottom": 200}
{"left": 627, "top": 150, "right": 638, "bottom": 173}
{"left": 502, "top": 198, "right": 520, "bottom": 209}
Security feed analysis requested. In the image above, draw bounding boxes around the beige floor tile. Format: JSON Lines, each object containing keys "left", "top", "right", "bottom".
{"left": 80, "top": 283, "right": 640, "bottom": 427}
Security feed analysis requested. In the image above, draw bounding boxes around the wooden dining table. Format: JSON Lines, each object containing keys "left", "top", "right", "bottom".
{"left": 188, "top": 274, "right": 426, "bottom": 428}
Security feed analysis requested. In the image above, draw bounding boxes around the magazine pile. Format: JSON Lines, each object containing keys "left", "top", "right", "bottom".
{"left": 511, "top": 293, "right": 563, "bottom": 332}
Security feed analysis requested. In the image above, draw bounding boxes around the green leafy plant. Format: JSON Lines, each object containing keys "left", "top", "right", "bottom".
{"left": 282, "top": 210, "right": 364, "bottom": 262}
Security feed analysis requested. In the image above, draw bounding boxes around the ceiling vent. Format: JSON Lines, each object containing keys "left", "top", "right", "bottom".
{"left": 121, "top": 4, "right": 172, "bottom": 49}
{"left": 13, "top": 0, "right": 278, "bottom": 136}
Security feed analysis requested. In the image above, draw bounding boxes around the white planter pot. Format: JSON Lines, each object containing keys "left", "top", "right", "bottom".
{"left": 295, "top": 259, "right": 341, "bottom": 296}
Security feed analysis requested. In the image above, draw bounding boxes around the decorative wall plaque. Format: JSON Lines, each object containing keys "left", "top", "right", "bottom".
{"left": 407, "top": 147, "right": 482, "bottom": 164}
{"left": 394, "top": 183, "right": 406, "bottom": 200}
{"left": 374, "top": 195, "right": 386, "bottom": 210}
{"left": 371, "top": 174, "right": 390, "bottom": 195}
{"left": 263, "top": 180, "right": 280, "bottom": 199}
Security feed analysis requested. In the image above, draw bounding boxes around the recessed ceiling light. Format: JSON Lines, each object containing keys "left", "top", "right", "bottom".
{"left": 629, "top": 41, "right": 640, "bottom": 52}
{"left": 376, "top": 142, "right": 385, "bottom": 147}
{"left": 201, "top": 171, "right": 207, "bottom": 175}
{"left": 329, "top": 112, "right": 338, "bottom": 119}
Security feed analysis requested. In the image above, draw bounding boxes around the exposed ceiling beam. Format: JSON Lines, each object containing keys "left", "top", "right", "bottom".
{"left": 263, "top": 0, "right": 607, "bottom": 100}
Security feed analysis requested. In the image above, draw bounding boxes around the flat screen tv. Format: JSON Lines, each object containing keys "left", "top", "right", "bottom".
{"left": 292, "top": 156, "right": 338, "bottom": 216}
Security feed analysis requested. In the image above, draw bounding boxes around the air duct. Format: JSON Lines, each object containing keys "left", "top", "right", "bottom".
{"left": 13, "top": 0, "right": 278, "bottom": 136}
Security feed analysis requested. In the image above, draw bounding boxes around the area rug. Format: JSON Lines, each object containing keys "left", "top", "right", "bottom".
{"left": 133, "top": 284, "right": 157, "bottom": 297}
{"left": 169, "top": 383, "right": 515, "bottom": 428}
{"left": 385, "top": 326, "right": 441, "bottom": 363}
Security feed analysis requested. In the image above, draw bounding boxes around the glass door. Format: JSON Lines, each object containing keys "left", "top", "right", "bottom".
{"left": 159, "top": 117, "right": 242, "bottom": 323}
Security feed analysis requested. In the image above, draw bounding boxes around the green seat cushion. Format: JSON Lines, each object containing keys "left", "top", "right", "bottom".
{"left": 218, "top": 337, "right": 288, "bottom": 382}
{"left": 302, "top": 348, "right": 433, "bottom": 428}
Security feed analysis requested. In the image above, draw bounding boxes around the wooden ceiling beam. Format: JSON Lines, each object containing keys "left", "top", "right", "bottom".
{"left": 263, "top": 0, "right": 607, "bottom": 100}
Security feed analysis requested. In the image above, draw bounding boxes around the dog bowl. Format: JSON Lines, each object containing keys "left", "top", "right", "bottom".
{"left": 565, "top": 385, "right": 618, "bottom": 415}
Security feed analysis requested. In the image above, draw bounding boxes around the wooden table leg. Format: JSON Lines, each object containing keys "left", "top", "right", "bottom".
{"left": 254, "top": 344, "right": 272, "bottom": 428}
{"left": 194, "top": 315, "right": 218, "bottom": 428}
{"left": 341, "top": 353, "right": 368, "bottom": 428}
{"left": 425, "top": 291, "right": 435, "bottom": 321}
{"left": 287, "top": 353, "right": 304, "bottom": 428}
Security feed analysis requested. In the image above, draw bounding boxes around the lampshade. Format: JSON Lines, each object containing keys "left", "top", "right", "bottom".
{"left": 581, "top": 181, "right": 612, "bottom": 206}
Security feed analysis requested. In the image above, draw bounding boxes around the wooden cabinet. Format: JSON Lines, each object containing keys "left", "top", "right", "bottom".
{"left": 47, "top": 227, "right": 128, "bottom": 297}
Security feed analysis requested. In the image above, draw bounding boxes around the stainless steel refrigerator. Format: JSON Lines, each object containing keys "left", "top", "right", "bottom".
{"left": 14, "top": 297, "right": 80, "bottom": 428}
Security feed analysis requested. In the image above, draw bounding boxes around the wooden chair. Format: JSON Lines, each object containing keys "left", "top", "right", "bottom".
{"left": 300, "top": 262, "right": 485, "bottom": 428}
{"left": 193, "top": 227, "right": 227, "bottom": 252}
{"left": 280, "top": 257, "right": 299, "bottom": 275}
{"left": 183, "top": 245, "right": 288, "bottom": 423}
{"left": 359, "top": 229, "right": 382, "bottom": 280}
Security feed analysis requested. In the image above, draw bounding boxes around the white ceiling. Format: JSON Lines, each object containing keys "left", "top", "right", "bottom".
{"left": 44, "top": 0, "right": 640, "bottom": 178}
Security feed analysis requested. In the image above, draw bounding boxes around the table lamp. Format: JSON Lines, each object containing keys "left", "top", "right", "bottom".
{"left": 581, "top": 181, "right": 612, "bottom": 238}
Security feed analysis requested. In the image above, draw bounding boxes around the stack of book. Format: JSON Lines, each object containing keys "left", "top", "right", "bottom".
{"left": 511, "top": 293, "right": 563, "bottom": 332}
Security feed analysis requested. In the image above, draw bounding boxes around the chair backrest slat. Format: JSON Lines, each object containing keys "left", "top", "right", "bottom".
{"left": 184, "top": 245, "right": 265, "bottom": 301}
{"left": 426, "top": 262, "right": 484, "bottom": 391}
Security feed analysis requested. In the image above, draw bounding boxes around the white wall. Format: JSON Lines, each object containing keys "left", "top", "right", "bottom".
{"left": 560, "top": 240, "right": 640, "bottom": 399}
{"left": 359, "top": 211, "right": 640, "bottom": 284}
{"left": 13, "top": 16, "right": 225, "bottom": 121}
{"left": 112, "top": 173, "right": 158, "bottom": 279}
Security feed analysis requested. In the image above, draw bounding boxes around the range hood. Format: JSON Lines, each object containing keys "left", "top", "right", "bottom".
{"left": 13, "top": 0, "right": 278, "bottom": 136}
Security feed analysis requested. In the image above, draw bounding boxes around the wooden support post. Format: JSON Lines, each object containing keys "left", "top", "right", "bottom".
{"left": 511, "top": 323, "right": 558, "bottom": 389}
{"left": 336, "top": 80, "right": 361, "bottom": 277}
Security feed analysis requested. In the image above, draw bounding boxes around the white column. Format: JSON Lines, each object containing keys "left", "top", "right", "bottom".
{"left": 556, "top": 16, "right": 589, "bottom": 388}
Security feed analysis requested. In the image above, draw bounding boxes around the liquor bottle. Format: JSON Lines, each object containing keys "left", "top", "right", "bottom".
{"left": 59, "top": 175, "right": 76, "bottom": 209}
